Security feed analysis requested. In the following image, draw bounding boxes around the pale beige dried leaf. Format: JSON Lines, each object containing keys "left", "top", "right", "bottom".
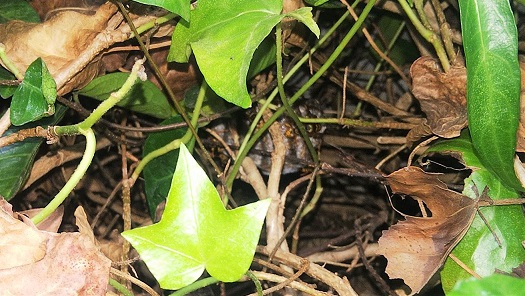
{"left": 0, "top": 231, "right": 111, "bottom": 295}
{"left": 75, "top": 206, "right": 96, "bottom": 244}
{"left": 378, "top": 166, "right": 477, "bottom": 295}
{"left": 20, "top": 206, "right": 64, "bottom": 232}
{"left": 409, "top": 57, "right": 467, "bottom": 141}
{"left": 0, "top": 200, "right": 47, "bottom": 269}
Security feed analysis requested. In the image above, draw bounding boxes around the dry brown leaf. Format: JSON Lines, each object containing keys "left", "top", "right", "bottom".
{"left": 0, "top": 200, "right": 110, "bottom": 294}
{"left": 0, "top": 231, "right": 111, "bottom": 295}
{"left": 0, "top": 2, "right": 117, "bottom": 94}
{"left": 0, "top": 198, "right": 47, "bottom": 270}
{"left": 408, "top": 57, "right": 467, "bottom": 143}
{"left": 20, "top": 206, "right": 64, "bottom": 232}
{"left": 377, "top": 166, "right": 477, "bottom": 295}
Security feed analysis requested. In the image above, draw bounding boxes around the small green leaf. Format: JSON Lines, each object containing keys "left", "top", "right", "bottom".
{"left": 303, "top": 0, "right": 344, "bottom": 8}
{"left": 0, "top": 105, "right": 65, "bottom": 199}
{"left": 459, "top": 0, "right": 522, "bottom": 190}
{"left": 0, "top": 0, "right": 40, "bottom": 23}
{"left": 123, "top": 144, "right": 270, "bottom": 290}
{"left": 129, "top": 0, "right": 190, "bottom": 21}
{"left": 10, "top": 58, "right": 56, "bottom": 126}
{"left": 142, "top": 116, "right": 187, "bottom": 220}
{"left": 78, "top": 72, "right": 175, "bottom": 119}
{"left": 448, "top": 274, "right": 525, "bottom": 296}
{"left": 427, "top": 134, "right": 525, "bottom": 292}
{"left": 168, "top": 0, "right": 319, "bottom": 108}
{"left": 284, "top": 7, "right": 320, "bottom": 38}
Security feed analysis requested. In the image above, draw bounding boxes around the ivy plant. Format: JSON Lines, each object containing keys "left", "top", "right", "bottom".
{"left": 122, "top": 144, "right": 270, "bottom": 290}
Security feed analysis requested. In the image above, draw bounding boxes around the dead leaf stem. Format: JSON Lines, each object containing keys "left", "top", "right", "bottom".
{"left": 110, "top": 267, "right": 159, "bottom": 296}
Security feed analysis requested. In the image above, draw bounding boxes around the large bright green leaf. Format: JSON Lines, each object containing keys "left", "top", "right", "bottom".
{"left": 0, "top": 0, "right": 40, "bottom": 23}
{"left": 78, "top": 72, "right": 175, "bottom": 119}
{"left": 142, "top": 116, "right": 186, "bottom": 220}
{"left": 448, "top": 274, "right": 525, "bottom": 296}
{"left": 0, "top": 105, "right": 65, "bottom": 199}
{"left": 459, "top": 0, "right": 522, "bottom": 190}
{"left": 129, "top": 0, "right": 189, "bottom": 21}
{"left": 123, "top": 144, "right": 270, "bottom": 289}
{"left": 168, "top": 0, "right": 319, "bottom": 108}
{"left": 10, "top": 58, "right": 56, "bottom": 126}
{"left": 427, "top": 134, "right": 525, "bottom": 292}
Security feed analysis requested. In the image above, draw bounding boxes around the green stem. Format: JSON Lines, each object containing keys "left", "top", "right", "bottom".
{"left": 245, "top": 270, "right": 263, "bottom": 296}
{"left": 235, "top": 11, "right": 350, "bottom": 165}
{"left": 131, "top": 80, "right": 207, "bottom": 181}
{"left": 32, "top": 128, "right": 96, "bottom": 225}
{"left": 132, "top": 13, "right": 178, "bottom": 37}
{"left": 397, "top": 0, "right": 450, "bottom": 71}
{"left": 0, "top": 43, "right": 24, "bottom": 80}
{"left": 168, "top": 277, "right": 219, "bottom": 296}
{"left": 79, "top": 60, "right": 144, "bottom": 130}
{"left": 54, "top": 60, "right": 145, "bottom": 135}
{"left": 299, "top": 116, "right": 415, "bottom": 129}
{"left": 109, "top": 279, "right": 134, "bottom": 296}
{"left": 226, "top": 0, "right": 376, "bottom": 188}
{"left": 275, "top": 23, "right": 319, "bottom": 165}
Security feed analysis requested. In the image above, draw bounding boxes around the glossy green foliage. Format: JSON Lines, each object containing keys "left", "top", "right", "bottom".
{"left": 448, "top": 274, "right": 525, "bottom": 296}
{"left": 129, "top": 0, "right": 189, "bottom": 21}
{"left": 0, "top": 105, "right": 65, "bottom": 199}
{"left": 459, "top": 0, "right": 522, "bottom": 190}
{"left": 78, "top": 72, "right": 175, "bottom": 119}
{"left": 10, "top": 58, "right": 56, "bottom": 126}
{"left": 0, "top": 0, "right": 40, "bottom": 23}
{"left": 168, "top": 0, "right": 319, "bottom": 108}
{"left": 427, "top": 134, "right": 525, "bottom": 292}
{"left": 0, "top": 67, "right": 17, "bottom": 99}
{"left": 123, "top": 144, "right": 271, "bottom": 290}
{"left": 303, "top": 0, "right": 343, "bottom": 8}
{"left": 142, "top": 116, "right": 187, "bottom": 220}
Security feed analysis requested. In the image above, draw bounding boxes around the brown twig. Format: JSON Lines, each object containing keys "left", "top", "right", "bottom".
{"left": 341, "top": 0, "right": 411, "bottom": 86}
{"left": 248, "top": 259, "right": 311, "bottom": 296}
{"left": 271, "top": 166, "right": 320, "bottom": 260}
{"left": 354, "top": 218, "right": 396, "bottom": 296}
{"left": 258, "top": 246, "right": 359, "bottom": 296}
{"left": 0, "top": 126, "right": 56, "bottom": 148}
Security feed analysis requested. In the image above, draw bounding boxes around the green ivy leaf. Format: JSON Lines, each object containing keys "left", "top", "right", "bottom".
{"left": 0, "top": 66, "right": 17, "bottom": 99}
{"left": 427, "top": 134, "right": 525, "bottom": 292}
{"left": 168, "top": 0, "right": 319, "bottom": 108}
{"left": 129, "top": 0, "right": 190, "bottom": 21}
{"left": 459, "top": 0, "right": 522, "bottom": 190}
{"left": 123, "top": 144, "right": 270, "bottom": 290}
{"left": 0, "top": 105, "right": 65, "bottom": 199}
{"left": 78, "top": 72, "right": 175, "bottom": 119}
{"left": 142, "top": 116, "right": 187, "bottom": 220}
{"left": 448, "top": 274, "right": 525, "bottom": 296}
{"left": 10, "top": 58, "right": 56, "bottom": 126}
{"left": 0, "top": 0, "right": 40, "bottom": 23}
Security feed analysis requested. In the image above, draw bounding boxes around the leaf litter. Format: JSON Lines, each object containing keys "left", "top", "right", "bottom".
{"left": 378, "top": 166, "right": 478, "bottom": 295}
{"left": 0, "top": 198, "right": 111, "bottom": 295}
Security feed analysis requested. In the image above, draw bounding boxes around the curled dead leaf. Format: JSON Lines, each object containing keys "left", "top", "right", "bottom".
{"left": 0, "top": 2, "right": 118, "bottom": 94}
{"left": 378, "top": 166, "right": 477, "bottom": 295}
{"left": 407, "top": 57, "right": 467, "bottom": 143}
{"left": 0, "top": 197, "right": 47, "bottom": 269}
